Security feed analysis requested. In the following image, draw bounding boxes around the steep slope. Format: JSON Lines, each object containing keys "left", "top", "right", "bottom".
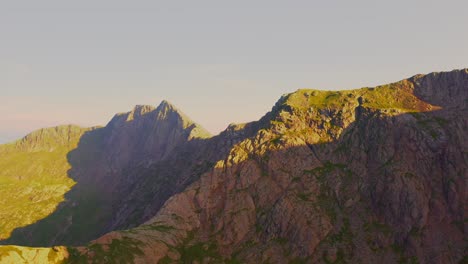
{"left": 62, "top": 69, "right": 466, "bottom": 264}
{"left": 0, "top": 101, "right": 220, "bottom": 247}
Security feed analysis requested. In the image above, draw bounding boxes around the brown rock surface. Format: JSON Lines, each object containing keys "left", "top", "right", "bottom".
{"left": 97, "top": 69, "right": 464, "bottom": 264}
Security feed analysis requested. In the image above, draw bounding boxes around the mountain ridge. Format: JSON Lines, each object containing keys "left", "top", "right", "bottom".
{"left": 0, "top": 68, "right": 466, "bottom": 263}
{"left": 4, "top": 66, "right": 467, "bottom": 148}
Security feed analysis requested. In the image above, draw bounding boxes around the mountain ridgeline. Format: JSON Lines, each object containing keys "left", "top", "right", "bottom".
{"left": 0, "top": 100, "right": 236, "bottom": 247}
{"left": 0, "top": 69, "right": 466, "bottom": 263}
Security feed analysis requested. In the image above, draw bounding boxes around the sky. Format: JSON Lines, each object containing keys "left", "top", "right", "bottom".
{"left": 1, "top": 0, "right": 467, "bottom": 143}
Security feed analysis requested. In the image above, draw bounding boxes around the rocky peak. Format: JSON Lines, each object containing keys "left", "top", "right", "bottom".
{"left": 126, "top": 105, "right": 156, "bottom": 121}
{"left": 153, "top": 100, "right": 209, "bottom": 136}
{"left": 155, "top": 99, "right": 175, "bottom": 113}
{"left": 107, "top": 100, "right": 210, "bottom": 138}
{"left": 102, "top": 100, "right": 211, "bottom": 167}
{"left": 154, "top": 100, "right": 188, "bottom": 125}
{"left": 108, "top": 104, "right": 156, "bottom": 125}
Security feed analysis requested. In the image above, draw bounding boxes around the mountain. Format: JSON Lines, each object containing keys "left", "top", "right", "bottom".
{"left": 0, "top": 69, "right": 466, "bottom": 263}
{"left": 0, "top": 101, "right": 220, "bottom": 247}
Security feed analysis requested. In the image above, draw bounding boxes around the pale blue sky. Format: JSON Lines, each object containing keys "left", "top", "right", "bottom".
{"left": 1, "top": 0, "right": 467, "bottom": 143}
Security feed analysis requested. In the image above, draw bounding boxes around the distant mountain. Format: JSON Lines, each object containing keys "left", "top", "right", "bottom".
{"left": 0, "top": 100, "right": 219, "bottom": 247}
{"left": 0, "top": 69, "right": 466, "bottom": 264}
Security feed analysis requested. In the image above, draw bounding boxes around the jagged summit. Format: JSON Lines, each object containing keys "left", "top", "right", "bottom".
{"left": 154, "top": 100, "right": 200, "bottom": 128}
{"left": 130, "top": 105, "right": 156, "bottom": 118}
{"left": 104, "top": 100, "right": 210, "bottom": 139}
{"left": 111, "top": 104, "right": 156, "bottom": 123}
{"left": 129, "top": 100, "right": 179, "bottom": 120}
{"left": 156, "top": 99, "right": 175, "bottom": 111}
{"left": 111, "top": 100, "right": 179, "bottom": 122}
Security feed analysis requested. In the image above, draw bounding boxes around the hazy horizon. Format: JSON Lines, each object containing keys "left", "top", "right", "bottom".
{"left": 2, "top": 1, "right": 467, "bottom": 143}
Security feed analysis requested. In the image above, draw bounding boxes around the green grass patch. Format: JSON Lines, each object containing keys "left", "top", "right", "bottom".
{"left": 297, "top": 192, "right": 312, "bottom": 201}
{"left": 363, "top": 221, "right": 393, "bottom": 236}
{"left": 66, "top": 237, "right": 144, "bottom": 264}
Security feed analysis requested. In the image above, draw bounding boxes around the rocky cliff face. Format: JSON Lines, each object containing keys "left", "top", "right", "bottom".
{"left": 68, "top": 69, "right": 466, "bottom": 264}
{"left": 0, "top": 69, "right": 466, "bottom": 264}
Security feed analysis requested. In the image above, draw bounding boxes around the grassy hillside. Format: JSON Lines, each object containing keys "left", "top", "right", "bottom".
{"left": 286, "top": 79, "right": 436, "bottom": 113}
{"left": 0, "top": 125, "right": 88, "bottom": 240}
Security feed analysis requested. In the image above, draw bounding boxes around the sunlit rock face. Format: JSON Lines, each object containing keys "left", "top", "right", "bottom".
{"left": 0, "top": 69, "right": 466, "bottom": 264}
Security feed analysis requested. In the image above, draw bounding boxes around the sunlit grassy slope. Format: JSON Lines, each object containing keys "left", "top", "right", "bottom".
{"left": 287, "top": 79, "right": 436, "bottom": 113}
{"left": 0, "top": 125, "right": 88, "bottom": 240}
